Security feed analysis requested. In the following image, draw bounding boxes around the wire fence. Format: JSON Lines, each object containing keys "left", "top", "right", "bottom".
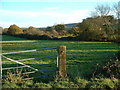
{"left": 1, "top": 47, "right": 58, "bottom": 80}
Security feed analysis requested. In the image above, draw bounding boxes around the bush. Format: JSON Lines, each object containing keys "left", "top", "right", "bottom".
{"left": 2, "top": 76, "right": 119, "bottom": 88}
{"left": 0, "top": 26, "right": 3, "bottom": 34}
{"left": 2, "top": 28, "right": 8, "bottom": 34}
{"left": 7, "top": 24, "right": 23, "bottom": 35}
{"left": 4, "top": 70, "right": 24, "bottom": 84}
{"left": 92, "top": 58, "right": 120, "bottom": 79}
{"left": 74, "top": 77, "right": 88, "bottom": 88}
{"left": 54, "top": 24, "right": 65, "bottom": 32}
{"left": 49, "top": 30, "right": 59, "bottom": 38}
{"left": 23, "top": 80, "right": 33, "bottom": 87}
{"left": 51, "top": 77, "right": 79, "bottom": 88}
{"left": 87, "top": 78, "right": 119, "bottom": 88}
{"left": 59, "top": 30, "right": 68, "bottom": 36}
{"left": 2, "top": 82, "right": 20, "bottom": 88}
{"left": 24, "top": 26, "right": 45, "bottom": 36}
{"left": 34, "top": 83, "right": 52, "bottom": 88}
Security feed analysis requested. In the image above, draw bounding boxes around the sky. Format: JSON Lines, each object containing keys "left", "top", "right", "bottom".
{"left": 0, "top": 0, "right": 119, "bottom": 28}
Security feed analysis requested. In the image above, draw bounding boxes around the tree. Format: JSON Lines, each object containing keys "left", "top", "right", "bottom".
{"left": 90, "top": 4, "right": 118, "bottom": 41}
{"left": 24, "top": 26, "right": 45, "bottom": 35}
{"left": 78, "top": 15, "right": 117, "bottom": 41}
{"left": 0, "top": 27, "right": 3, "bottom": 34}
{"left": 2, "top": 28, "right": 8, "bottom": 34}
{"left": 72, "top": 27, "right": 82, "bottom": 36}
{"left": 112, "top": 1, "right": 120, "bottom": 42}
{"left": 114, "top": 1, "right": 120, "bottom": 19}
{"left": 95, "top": 4, "right": 111, "bottom": 17}
{"left": 113, "top": 1, "right": 120, "bottom": 31}
{"left": 7, "top": 24, "right": 23, "bottom": 35}
{"left": 79, "top": 17, "right": 105, "bottom": 40}
{"left": 54, "top": 24, "right": 65, "bottom": 32}
{"left": 49, "top": 30, "right": 59, "bottom": 38}
{"left": 46, "top": 26, "right": 53, "bottom": 32}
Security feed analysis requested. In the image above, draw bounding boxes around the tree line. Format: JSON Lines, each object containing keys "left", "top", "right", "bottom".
{"left": 1, "top": 2, "right": 120, "bottom": 42}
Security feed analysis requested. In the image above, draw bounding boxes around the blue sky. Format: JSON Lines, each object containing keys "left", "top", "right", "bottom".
{"left": 0, "top": 0, "right": 119, "bottom": 28}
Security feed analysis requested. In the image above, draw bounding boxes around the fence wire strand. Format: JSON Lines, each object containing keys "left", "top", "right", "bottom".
{"left": 2, "top": 55, "right": 38, "bottom": 71}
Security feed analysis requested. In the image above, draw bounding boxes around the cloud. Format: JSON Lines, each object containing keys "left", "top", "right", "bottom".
{"left": 63, "top": 10, "right": 90, "bottom": 23}
{"left": 0, "top": 9, "right": 90, "bottom": 28}
{"left": 0, "top": 9, "right": 40, "bottom": 17}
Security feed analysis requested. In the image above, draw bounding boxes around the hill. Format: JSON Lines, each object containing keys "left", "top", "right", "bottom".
{"left": 65, "top": 23, "right": 77, "bottom": 27}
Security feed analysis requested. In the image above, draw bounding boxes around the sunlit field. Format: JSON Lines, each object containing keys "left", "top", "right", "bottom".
{"left": 1, "top": 35, "right": 119, "bottom": 80}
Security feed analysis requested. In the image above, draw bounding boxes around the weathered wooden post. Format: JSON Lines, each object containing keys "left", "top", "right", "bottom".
{"left": 57, "top": 46, "right": 67, "bottom": 77}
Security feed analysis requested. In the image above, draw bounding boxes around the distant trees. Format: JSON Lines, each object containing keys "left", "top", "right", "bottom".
{"left": 113, "top": 1, "right": 120, "bottom": 37}
{"left": 0, "top": 27, "right": 3, "bottom": 34}
{"left": 46, "top": 26, "right": 53, "bottom": 32}
{"left": 7, "top": 24, "right": 23, "bottom": 35}
{"left": 24, "top": 26, "right": 45, "bottom": 36}
{"left": 48, "top": 30, "right": 59, "bottom": 38}
{"left": 72, "top": 26, "right": 82, "bottom": 36}
{"left": 78, "top": 3, "right": 119, "bottom": 41}
{"left": 2, "top": 28, "right": 8, "bottom": 34}
{"left": 1, "top": 2, "right": 120, "bottom": 42}
{"left": 79, "top": 17, "right": 104, "bottom": 40}
{"left": 54, "top": 24, "right": 65, "bottom": 32}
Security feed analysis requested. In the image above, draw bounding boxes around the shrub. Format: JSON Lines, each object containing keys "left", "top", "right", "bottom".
{"left": 2, "top": 28, "right": 8, "bottom": 34}
{"left": 72, "top": 27, "right": 82, "bottom": 36}
{"left": 34, "top": 82, "right": 52, "bottom": 88}
{"left": 51, "top": 77, "right": 79, "bottom": 88}
{"left": 74, "top": 77, "right": 88, "bottom": 88}
{"left": 23, "top": 80, "right": 33, "bottom": 87}
{"left": 92, "top": 58, "right": 120, "bottom": 79}
{"left": 2, "top": 82, "right": 20, "bottom": 88}
{"left": 52, "top": 80, "right": 70, "bottom": 88}
{"left": 7, "top": 24, "right": 23, "bottom": 35}
{"left": 54, "top": 24, "right": 65, "bottom": 32}
{"left": 4, "top": 70, "right": 23, "bottom": 84}
{"left": 49, "top": 30, "right": 59, "bottom": 38}
{"left": 59, "top": 30, "right": 68, "bottom": 36}
{"left": 24, "top": 26, "right": 45, "bottom": 36}
{"left": 0, "top": 26, "right": 3, "bottom": 34}
{"left": 87, "top": 78, "right": 119, "bottom": 88}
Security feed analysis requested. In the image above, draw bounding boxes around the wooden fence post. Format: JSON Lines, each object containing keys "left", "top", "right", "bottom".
{"left": 58, "top": 46, "right": 67, "bottom": 77}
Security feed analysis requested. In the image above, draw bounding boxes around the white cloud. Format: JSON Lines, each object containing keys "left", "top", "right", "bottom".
{"left": 63, "top": 10, "right": 90, "bottom": 23}
{"left": 0, "top": 9, "right": 90, "bottom": 28}
{"left": 0, "top": 9, "right": 40, "bottom": 17}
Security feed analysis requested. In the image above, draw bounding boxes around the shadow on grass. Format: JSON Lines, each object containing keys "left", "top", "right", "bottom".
{"left": 1, "top": 34, "right": 112, "bottom": 42}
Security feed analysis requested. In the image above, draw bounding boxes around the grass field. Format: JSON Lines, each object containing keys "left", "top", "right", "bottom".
{"left": 1, "top": 35, "right": 120, "bottom": 81}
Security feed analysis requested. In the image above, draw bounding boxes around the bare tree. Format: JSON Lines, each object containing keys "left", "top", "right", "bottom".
{"left": 114, "top": 1, "right": 120, "bottom": 19}
{"left": 95, "top": 4, "right": 111, "bottom": 16}
{"left": 91, "top": 4, "right": 112, "bottom": 26}
{"left": 91, "top": 4, "right": 112, "bottom": 30}
{"left": 90, "top": 4, "right": 117, "bottom": 40}
{"left": 114, "top": 1, "right": 120, "bottom": 30}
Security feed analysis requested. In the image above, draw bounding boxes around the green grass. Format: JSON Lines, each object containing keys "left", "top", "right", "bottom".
{"left": 1, "top": 35, "right": 120, "bottom": 80}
